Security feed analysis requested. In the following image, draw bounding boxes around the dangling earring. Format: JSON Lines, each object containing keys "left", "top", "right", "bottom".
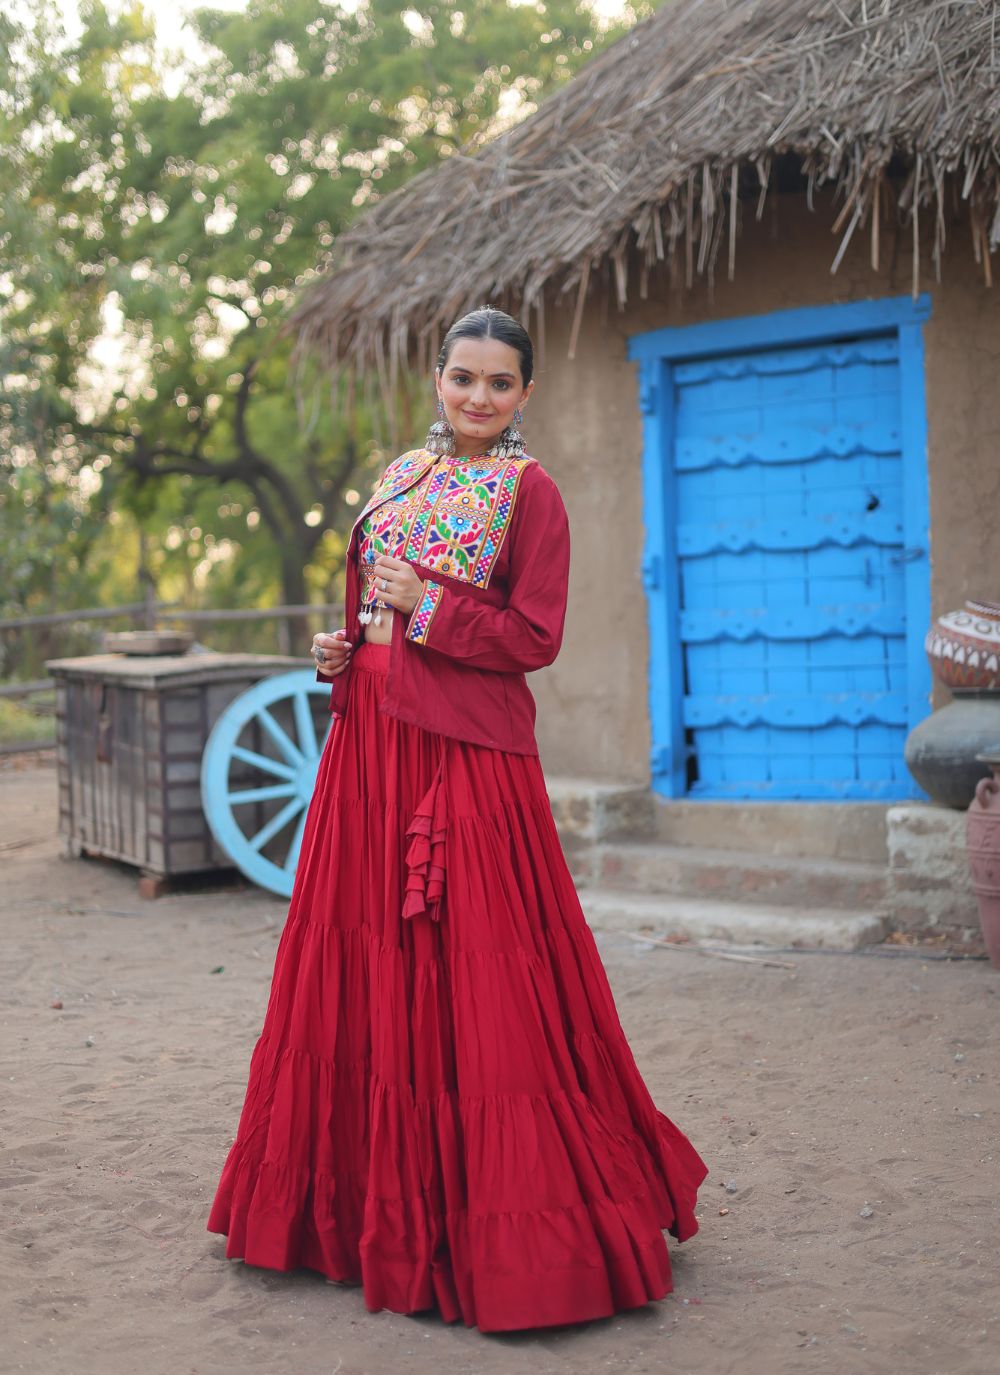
{"left": 488, "top": 400, "right": 526, "bottom": 458}
{"left": 425, "top": 395, "right": 455, "bottom": 457}
{"left": 488, "top": 421, "right": 526, "bottom": 460}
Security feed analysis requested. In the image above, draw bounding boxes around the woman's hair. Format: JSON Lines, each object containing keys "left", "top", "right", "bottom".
{"left": 436, "top": 306, "right": 534, "bottom": 385}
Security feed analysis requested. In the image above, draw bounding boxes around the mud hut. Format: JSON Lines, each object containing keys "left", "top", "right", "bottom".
{"left": 288, "top": 0, "right": 1000, "bottom": 935}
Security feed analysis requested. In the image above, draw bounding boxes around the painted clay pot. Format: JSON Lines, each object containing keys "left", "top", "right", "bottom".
{"left": 926, "top": 600, "right": 1000, "bottom": 692}
{"left": 904, "top": 696, "right": 1000, "bottom": 809}
{"left": 966, "top": 755, "right": 1000, "bottom": 969}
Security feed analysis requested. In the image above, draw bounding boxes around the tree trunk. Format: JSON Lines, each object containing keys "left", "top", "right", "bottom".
{"left": 278, "top": 554, "right": 312, "bottom": 653}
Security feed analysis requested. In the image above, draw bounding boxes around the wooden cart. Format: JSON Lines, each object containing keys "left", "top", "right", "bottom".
{"left": 47, "top": 652, "right": 331, "bottom": 897}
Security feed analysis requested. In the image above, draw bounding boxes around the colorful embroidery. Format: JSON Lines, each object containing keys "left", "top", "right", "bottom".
{"left": 403, "top": 456, "right": 530, "bottom": 588}
{"left": 357, "top": 479, "right": 428, "bottom": 610}
{"left": 356, "top": 450, "right": 532, "bottom": 595}
{"left": 355, "top": 450, "right": 435, "bottom": 529}
{"left": 406, "top": 581, "right": 443, "bottom": 645}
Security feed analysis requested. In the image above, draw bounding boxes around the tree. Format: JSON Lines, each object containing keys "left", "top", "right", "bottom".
{"left": 1, "top": 0, "right": 655, "bottom": 627}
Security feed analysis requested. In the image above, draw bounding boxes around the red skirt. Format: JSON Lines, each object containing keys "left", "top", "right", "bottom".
{"left": 206, "top": 642, "right": 707, "bottom": 1332}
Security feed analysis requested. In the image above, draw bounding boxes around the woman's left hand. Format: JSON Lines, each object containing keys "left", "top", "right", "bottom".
{"left": 372, "top": 555, "right": 423, "bottom": 617}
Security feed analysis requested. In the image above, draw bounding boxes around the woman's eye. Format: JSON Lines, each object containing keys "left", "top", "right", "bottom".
{"left": 494, "top": 380, "right": 511, "bottom": 391}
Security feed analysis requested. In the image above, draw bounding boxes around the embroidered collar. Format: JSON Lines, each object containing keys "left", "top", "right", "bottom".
{"left": 354, "top": 449, "right": 534, "bottom": 591}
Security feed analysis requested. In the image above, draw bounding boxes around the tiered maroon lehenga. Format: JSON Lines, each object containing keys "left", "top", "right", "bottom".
{"left": 206, "top": 642, "right": 708, "bottom": 1332}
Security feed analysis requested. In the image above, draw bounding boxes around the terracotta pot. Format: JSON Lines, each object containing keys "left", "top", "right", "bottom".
{"left": 926, "top": 600, "right": 1000, "bottom": 692}
{"left": 966, "top": 755, "right": 1000, "bottom": 970}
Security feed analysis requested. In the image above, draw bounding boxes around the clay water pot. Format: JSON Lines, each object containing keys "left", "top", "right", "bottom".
{"left": 966, "top": 754, "right": 1000, "bottom": 970}
{"left": 904, "top": 696, "right": 1000, "bottom": 809}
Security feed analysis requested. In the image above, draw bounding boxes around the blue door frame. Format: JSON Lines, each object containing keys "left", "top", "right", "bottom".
{"left": 627, "top": 295, "right": 933, "bottom": 800}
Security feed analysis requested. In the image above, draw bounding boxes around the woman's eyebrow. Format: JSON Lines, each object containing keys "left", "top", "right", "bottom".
{"left": 447, "top": 367, "right": 517, "bottom": 380}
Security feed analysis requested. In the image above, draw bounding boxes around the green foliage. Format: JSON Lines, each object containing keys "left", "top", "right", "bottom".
{"left": 0, "top": 696, "right": 57, "bottom": 749}
{"left": 1, "top": 0, "right": 654, "bottom": 642}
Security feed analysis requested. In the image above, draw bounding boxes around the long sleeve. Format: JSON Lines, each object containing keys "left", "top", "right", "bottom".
{"left": 403, "top": 465, "right": 570, "bottom": 673}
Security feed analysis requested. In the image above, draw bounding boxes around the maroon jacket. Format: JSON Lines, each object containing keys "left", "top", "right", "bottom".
{"left": 319, "top": 449, "right": 570, "bottom": 755}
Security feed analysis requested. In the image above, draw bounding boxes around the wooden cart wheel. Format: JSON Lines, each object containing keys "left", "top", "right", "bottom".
{"left": 200, "top": 670, "right": 333, "bottom": 897}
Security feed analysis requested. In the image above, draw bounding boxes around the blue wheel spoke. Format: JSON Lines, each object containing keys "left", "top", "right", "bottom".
{"left": 228, "top": 783, "right": 297, "bottom": 805}
{"left": 230, "top": 745, "right": 296, "bottom": 781}
{"left": 293, "top": 690, "right": 319, "bottom": 761}
{"left": 201, "top": 668, "right": 333, "bottom": 898}
{"left": 257, "top": 707, "right": 305, "bottom": 768}
{"left": 247, "top": 797, "right": 305, "bottom": 853}
{"left": 283, "top": 805, "right": 310, "bottom": 874}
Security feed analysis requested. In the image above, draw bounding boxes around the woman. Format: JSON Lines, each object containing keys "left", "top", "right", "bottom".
{"left": 206, "top": 306, "right": 708, "bottom": 1333}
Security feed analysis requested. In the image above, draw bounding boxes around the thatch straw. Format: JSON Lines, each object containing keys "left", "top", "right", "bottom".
{"left": 286, "top": 0, "right": 1000, "bottom": 386}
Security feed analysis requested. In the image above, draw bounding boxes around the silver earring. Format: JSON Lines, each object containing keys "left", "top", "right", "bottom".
{"left": 425, "top": 396, "right": 455, "bottom": 456}
{"left": 513, "top": 406, "right": 524, "bottom": 425}
{"left": 487, "top": 424, "right": 526, "bottom": 460}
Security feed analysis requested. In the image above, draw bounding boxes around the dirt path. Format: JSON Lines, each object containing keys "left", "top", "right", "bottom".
{"left": 2, "top": 757, "right": 998, "bottom": 1375}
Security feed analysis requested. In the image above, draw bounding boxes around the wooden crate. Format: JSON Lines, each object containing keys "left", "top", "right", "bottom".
{"left": 47, "top": 652, "right": 307, "bottom": 879}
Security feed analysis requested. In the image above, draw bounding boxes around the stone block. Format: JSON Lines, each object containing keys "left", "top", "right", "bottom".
{"left": 885, "top": 803, "right": 977, "bottom": 929}
{"left": 546, "top": 779, "right": 653, "bottom": 843}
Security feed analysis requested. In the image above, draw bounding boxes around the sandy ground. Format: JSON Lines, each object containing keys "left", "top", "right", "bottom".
{"left": 2, "top": 755, "right": 999, "bottom": 1375}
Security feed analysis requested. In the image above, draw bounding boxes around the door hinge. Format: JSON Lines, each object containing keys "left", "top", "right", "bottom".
{"left": 650, "top": 744, "right": 672, "bottom": 776}
{"left": 641, "top": 553, "right": 662, "bottom": 591}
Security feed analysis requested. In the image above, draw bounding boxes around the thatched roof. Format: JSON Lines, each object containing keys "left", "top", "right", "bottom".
{"left": 287, "top": 0, "right": 1000, "bottom": 378}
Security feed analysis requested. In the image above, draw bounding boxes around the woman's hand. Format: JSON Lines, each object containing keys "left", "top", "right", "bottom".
{"left": 372, "top": 555, "right": 423, "bottom": 617}
{"left": 312, "top": 628, "right": 352, "bottom": 677}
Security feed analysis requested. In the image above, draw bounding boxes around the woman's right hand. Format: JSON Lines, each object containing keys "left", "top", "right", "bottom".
{"left": 312, "top": 628, "right": 353, "bottom": 677}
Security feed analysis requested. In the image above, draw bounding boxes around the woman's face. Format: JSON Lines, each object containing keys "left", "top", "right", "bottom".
{"left": 435, "top": 336, "right": 534, "bottom": 456}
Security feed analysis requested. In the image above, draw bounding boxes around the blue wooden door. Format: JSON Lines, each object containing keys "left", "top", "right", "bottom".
{"left": 630, "top": 298, "right": 932, "bottom": 801}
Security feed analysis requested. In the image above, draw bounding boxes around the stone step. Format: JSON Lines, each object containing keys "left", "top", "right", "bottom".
{"left": 584, "top": 841, "right": 887, "bottom": 910}
{"left": 578, "top": 888, "right": 888, "bottom": 950}
{"left": 545, "top": 777, "right": 890, "bottom": 862}
{"left": 647, "top": 797, "right": 890, "bottom": 864}
{"left": 545, "top": 778, "right": 653, "bottom": 843}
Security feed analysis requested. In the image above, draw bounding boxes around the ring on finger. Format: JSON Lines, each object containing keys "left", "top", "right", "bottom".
{"left": 379, "top": 577, "right": 389, "bottom": 591}
{"left": 313, "top": 644, "right": 325, "bottom": 663}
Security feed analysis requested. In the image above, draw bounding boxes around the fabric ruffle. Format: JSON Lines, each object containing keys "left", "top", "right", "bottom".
{"left": 207, "top": 642, "right": 707, "bottom": 1332}
{"left": 402, "top": 758, "right": 448, "bottom": 921}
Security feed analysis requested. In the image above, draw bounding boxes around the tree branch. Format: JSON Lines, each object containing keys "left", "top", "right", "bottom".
{"left": 231, "top": 362, "right": 309, "bottom": 529}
